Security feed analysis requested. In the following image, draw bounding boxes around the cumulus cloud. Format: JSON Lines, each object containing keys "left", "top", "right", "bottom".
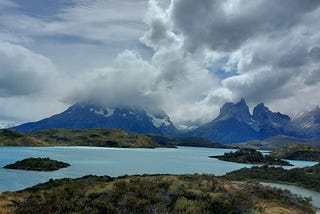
{"left": 64, "top": 0, "right": 320, "bottom": 126}
{"left": 0, "top": 41, "right": 56, "bottom": 97}
{"left": 65, "top": 0, "right": 220, "bottom": 125}
{"left": 166, "top": 0, "right": 320, "bottom": 117}
{"left": 172, "top": 0, "right": 320, "bottom": 52}
{"left": 2, "top": 0, "right": 320, "bottom": 128}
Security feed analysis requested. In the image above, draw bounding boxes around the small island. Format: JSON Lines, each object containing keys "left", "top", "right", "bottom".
{"left": 4, "top": 157, "right": 70, "bottom": 171}
{"left": 210, "top": 148, "right": 292, "bottom": 166}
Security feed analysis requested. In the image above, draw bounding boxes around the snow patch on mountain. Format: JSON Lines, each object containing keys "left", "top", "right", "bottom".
{"left": 90, "top": 107, "right": 114, "bottom": 117}
{"left": 148, "top": 114, "right": 171, "bottom": 128}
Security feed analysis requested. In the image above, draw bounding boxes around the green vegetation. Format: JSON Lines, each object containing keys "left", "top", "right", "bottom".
{"left": 0, "top": 128, "right": 228, "bottom": 148}
{"left": 148, "top": 134, "right": 229, "bottom": 148}
{"left": 223, "top": 163, "right": 320, "bottom": 192}
{"left": 0, "top": 129, "right": 49, "bottom": 146}
{"left": 0, "top": 128, "right": 160, "bottom": 148}
{"left": 3, "top": 157, "right": 70, "bottom": 171}
{"left": 270, "top": 145, "right": 320, "bottom": 161}
{"left": 210, "top": 148, "right": 292, "bottom": 166}
{"left": 28, "top": 128, "right": 160, "bottom": 148}
{"left": 231, "top": 135, "right": 320, "bottom": 150}
{"left": 0, "top": 174, "right": 314, "bottom": 214}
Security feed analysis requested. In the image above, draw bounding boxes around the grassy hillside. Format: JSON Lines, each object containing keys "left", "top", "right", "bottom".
{"left": 27, "top": 128, "right": 160, "bottom": 148}
{"left": 1, "top": 128, "right": 228, "bottom": 148}
{"left": 223, "top": 163, "right": 320, "bottom": 192}
{"left": 0, "top": 174, "right": 314, "bottom": 214}
{"left": 270, "top": 145, "right": 320, "bottom": 161}
{"left": 147, "top": 134, "right": 229, "bottom": 148}
{"left": 0, "top": 129, "right": 48, "bottom": 146}
{"left": 230, "top": 135, "right": 320, "bottom": 150}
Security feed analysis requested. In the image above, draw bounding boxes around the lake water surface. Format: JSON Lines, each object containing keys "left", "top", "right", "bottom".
{"left": 0, "top": 146, "right": 318, "bottom": 195}
{"left": 261, "top": 182, "right": 320, "bottom": 208}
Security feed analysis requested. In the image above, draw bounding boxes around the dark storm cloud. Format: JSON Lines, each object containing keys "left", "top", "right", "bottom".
{"left": 172, "top": 0, "right": 320, "bottom": 52}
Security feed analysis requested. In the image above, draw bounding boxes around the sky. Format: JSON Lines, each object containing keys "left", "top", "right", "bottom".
{"left": 1, "top": 0, "right": 320, "bottom": 129}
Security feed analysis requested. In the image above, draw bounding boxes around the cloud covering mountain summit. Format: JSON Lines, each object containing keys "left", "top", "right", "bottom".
{"left": 0, "top": 0, "right": 320, "bottom": 127}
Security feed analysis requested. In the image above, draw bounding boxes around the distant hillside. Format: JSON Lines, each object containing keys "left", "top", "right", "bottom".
{"left": 0, "top": 129, "right": 48, "bottom": 146}
{"left": 230, "top": 135, "right": 320, "bottom": 150}
{"left": 223, "top": 163, "right": 320, "bottom": 193}
{"left": 147, "top": 134, "right": 229, "bottom": 148}
{"left": 0, "top": 128, "right": 228, "bottom": 149}
{"left": 270, "top": 145, "right": 320, "bottom": 161}
{"left": 27, "top": 128, "right": 160, "bottom": 148}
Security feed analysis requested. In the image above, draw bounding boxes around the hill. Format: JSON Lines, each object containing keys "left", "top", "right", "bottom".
{"left": 147, "top": 134, "right": 229, "bottom": 148}
{"left": 0, "top": 128, "right": 228, "bottom": 149}
{"left": 0, "top": 174, "right": 314, "bottom": 213}
{"left": 230, "top": 135, "right": 320, "bottom": 150}
{"left": 210, "top": 148, "right": 292, "bottom": 166}
{"left": 223, "top": 163, "right": 320, "bottom": 193}
{"left": 0, "top": 129, "right": 48, "bottom": 146}
{"left": 27, "top": 128, "right": 160, "bottom": 148}
{"left": 270, "top": 145, "right": 320, "bottom": 161}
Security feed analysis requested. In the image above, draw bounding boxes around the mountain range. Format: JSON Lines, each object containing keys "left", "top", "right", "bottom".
{"left": 11, "top": 99, "right": 320, "bottom": 144}
{"left": 12, "top": 102, "right": 179, "bottom": 136}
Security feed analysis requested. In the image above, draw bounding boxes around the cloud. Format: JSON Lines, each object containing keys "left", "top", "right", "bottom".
{"left": 0, "top": 0, "right": 148, "bottom": 43}
{"left": 0, "top": 41, "right": 56, "bottom": 97}
{"left": 0, "top": 0, "right": 18, "bottom": 9}
{"left": 164, "top": 0, "right": 320, "bottom": 117}
{"left": 2, "top": 0, "right": 320, "bottom": 128}
{"left": 64, "top": 0, "right": 320, "bottom": 126}
{"left": 171, "top": 0, "right": 320, "bottom": 52}
{"left": 65, "top": 0, "right": 220, "bottom": 125}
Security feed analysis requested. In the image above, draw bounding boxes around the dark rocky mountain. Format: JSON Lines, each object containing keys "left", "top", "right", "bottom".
{"left": 186, "top": 99, "right": 303, "bottom": 144}
{"left": 252, "top": 103, "right": 299, "bottom": 138}
{"left": 12, "top": 102, "right": 179, "bottom": 135}
{"left": 186, "top": 99, "right": 260, "bottom": 143}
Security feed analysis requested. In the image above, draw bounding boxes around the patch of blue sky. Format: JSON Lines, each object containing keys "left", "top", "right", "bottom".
{"left": 208, "top": 56, "right": 238, "bottom": 80}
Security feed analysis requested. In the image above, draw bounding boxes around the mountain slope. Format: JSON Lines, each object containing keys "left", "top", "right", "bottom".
{"left": 0, "top": 129, "right": 48, "bottom": 146}
{"left": 293, "top": 106, "right": 320, "bottom": 137}
{"left": 12, "top": 103, "right": 178, "bottom": 135}
{"left": 28, "top": 128, "right": 160, "bottom": 148}
{"left": 252, "top": 103, "right": 299, "bottom": 138}
{"left": 187, "top": 99, "right": 260, "bottom": 143}
{"left": 186, "top": 99, "right": 305, "bottom": 144}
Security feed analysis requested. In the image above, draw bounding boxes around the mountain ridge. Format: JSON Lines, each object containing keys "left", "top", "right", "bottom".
{"left": 12, "top": 102, "right": 179, "bottom": 136}
{"left": 186, "top": 99, "right": 310, "bottom": 143}
{"left": 10, "top": 99, "right": 320, "bottom": 144}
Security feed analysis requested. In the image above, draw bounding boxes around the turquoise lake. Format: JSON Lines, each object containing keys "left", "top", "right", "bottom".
{"left": 0, "top": 146, "right": 318, "bottom": 203}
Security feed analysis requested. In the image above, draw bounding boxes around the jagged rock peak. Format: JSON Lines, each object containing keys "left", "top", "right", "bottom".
{"left": 253, "top": 103, "right": 290, "bottom": 121}
{"left": 218, "top": 98, "right": 251, "bottom": 122}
